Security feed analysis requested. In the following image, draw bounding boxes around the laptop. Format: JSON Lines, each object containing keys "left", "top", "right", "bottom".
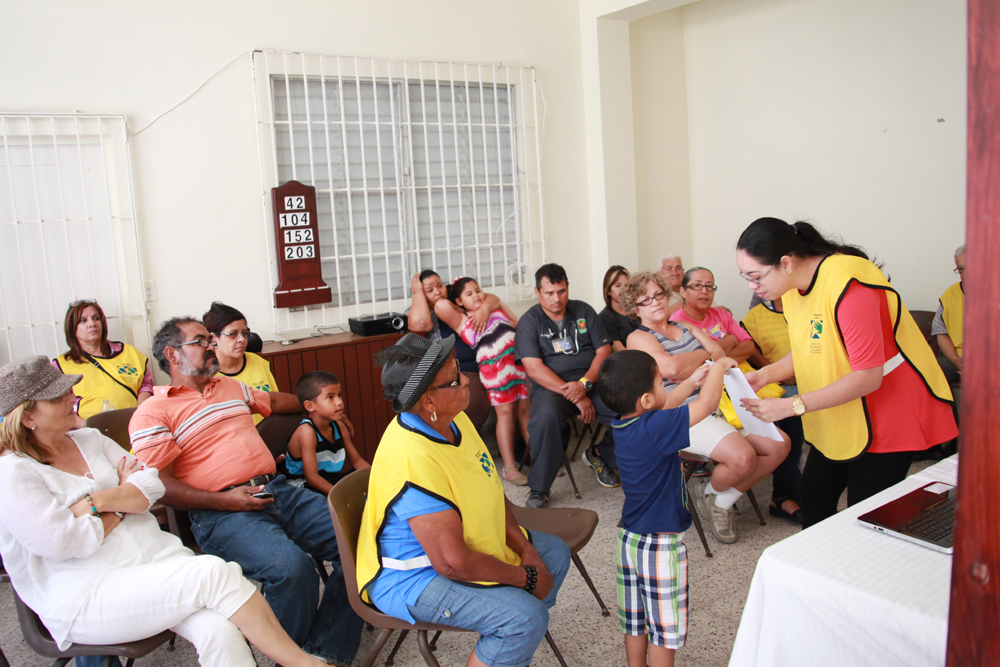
{"left": 857, "top": 482, "right": 957, "bottom": 554}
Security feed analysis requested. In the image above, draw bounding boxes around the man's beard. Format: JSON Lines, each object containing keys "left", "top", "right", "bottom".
{"left": 179, "top": 350, "right": 220, "bottom": 378}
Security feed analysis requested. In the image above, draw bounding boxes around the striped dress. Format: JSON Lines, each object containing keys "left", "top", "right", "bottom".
{"left": 460, "top": 310, "right": 528, "bottom": 406}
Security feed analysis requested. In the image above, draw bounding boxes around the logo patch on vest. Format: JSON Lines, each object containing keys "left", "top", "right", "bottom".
{"left": 575, "top": 318, "right": 588, "bottom": 333}
{"left": 479, "top": 452, "right": 494, "bottom": 477}
{"left": 809, "top": 315, "right": 823, "bottom": 353}
{"left": 117, "top": 364, "right": 138, "bottom": 378}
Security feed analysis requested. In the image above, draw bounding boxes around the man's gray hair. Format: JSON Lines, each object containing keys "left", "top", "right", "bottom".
{"left": 955, "top": 245, "right": 965, "bottom": 259}
{"left": 660, "top": 254, "right": 681, "bottom": 263}
{"left": 152, "top": 317, "right": 200, "bottom": 373}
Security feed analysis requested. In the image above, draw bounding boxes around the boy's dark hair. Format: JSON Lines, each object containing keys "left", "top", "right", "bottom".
{"left": 295, "top": 370, "right": 340, "bottom": 409}
{"left": 534, "top": 263, "right": 568, "bottom": 290}
{"left": 597, "top": 350, "right": 659, "bottom": 416}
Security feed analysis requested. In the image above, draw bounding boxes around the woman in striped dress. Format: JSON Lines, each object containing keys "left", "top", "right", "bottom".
{"left": 450, "top": 277, "right": 530, "bottom": 485}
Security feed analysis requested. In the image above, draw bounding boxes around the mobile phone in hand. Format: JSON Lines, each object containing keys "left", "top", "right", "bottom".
{"left": 252, "top": 491, "right": 274, "bottom": 499}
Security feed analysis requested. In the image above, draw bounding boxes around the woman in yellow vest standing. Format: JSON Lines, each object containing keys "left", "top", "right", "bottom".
{"left": 932, "top": 244, "right": 965, "bottom": 384}
{"left": 736, "top": 218, "right": 958, "bottom": 528}
{"left": 54, "top": 300, "right": 153, "bottom": 420}
{"left": 358, "top": 334, "right": 570, "bottom": 667}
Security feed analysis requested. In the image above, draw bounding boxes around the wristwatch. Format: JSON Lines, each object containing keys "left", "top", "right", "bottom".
{"left": 579, "top": 378, "right": 593, "bottom": 391}
{"left": 791, "top": 395, "right": 806, "bottom": 417}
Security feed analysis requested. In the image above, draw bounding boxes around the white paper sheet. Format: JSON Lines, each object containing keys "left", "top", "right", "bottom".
{"left": 708, "top": 363, "right": 783, "bottom": 440}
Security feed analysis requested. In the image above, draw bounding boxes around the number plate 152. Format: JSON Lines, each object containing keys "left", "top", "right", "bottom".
{"left": 283, "top": 228, "right": 314, "bottom": 244}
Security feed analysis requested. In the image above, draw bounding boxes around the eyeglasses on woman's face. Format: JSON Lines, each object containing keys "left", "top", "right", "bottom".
{"left": 430, "top": 360, "right": 463, "bottom": 390}
{"left": 685, "top": 283, "right": 718, "bottom": 292}
{"left": 219, "top": 329, "right": 252, "bottom": 341}
{"left": 635, "top": 291, "right": 667, "bottom": 308}
{"left": 738, "top": 265, "right": 774, "bottom": 286}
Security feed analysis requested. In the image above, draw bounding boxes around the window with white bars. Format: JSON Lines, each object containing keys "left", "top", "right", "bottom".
{"left": 253, "top": 51, "right": 546, "bottom": 333}
{"left": 0, "top": 114, "right": 147, "bottom": 367}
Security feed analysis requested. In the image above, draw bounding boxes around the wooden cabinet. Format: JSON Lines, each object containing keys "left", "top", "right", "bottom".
{"left": 259, "top": 332, "right": 403, "bottom": 462}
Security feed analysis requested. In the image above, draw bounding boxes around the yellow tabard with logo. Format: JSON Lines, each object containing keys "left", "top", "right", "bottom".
{"left": 357, "top": 411, "right": 525, "bottom": 605}
{"left": 783, "top": 255, "right": 952, "bottom": 461}
{"left": 55, "top": 343, "right": 148, "bottom": 419}
{"left": 939, "top": 281, "right": 964, "bottom": 357}
{"left": 217, "top": 352, "right": 278, "bottom": 425}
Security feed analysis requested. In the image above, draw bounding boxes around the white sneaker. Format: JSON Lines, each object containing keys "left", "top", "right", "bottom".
{"left": 707, "top": 500, "right": 737, "bottom": 544}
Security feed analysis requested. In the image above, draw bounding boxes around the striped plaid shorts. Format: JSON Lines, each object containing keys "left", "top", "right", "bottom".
{"left": 616, "top": 528, "right": 688, "bottom": 648}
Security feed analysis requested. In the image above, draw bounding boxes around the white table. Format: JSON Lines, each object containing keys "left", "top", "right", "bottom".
{"left": 730, "top": 456, "right": 958, "bottom": 667}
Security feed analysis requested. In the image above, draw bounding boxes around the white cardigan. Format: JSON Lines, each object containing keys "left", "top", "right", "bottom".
{"left": 0, "top": 428, "right": 189, "bottom": 650}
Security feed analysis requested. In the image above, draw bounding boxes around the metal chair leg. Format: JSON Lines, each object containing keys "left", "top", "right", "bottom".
{"left": 746, "top": 488, "right": 767, "bottom": 525}
{"left": 684, "top": 461, "right": 713, "bottom": 558}
{"left": 428, "top": 630, "right": 442, "bottom": 650}
{"left": 570, "top": 422, "right": 591, "bottom": 460}
{"left": 360, "top": 627, "right": 395, "bottom": 667}
{"left": 544, "top": 631, "right": 569, "bottom": 667}
{"left": 384, "top": 629, "right": 407, "bottom": 666}
{"left": 561, "top": 449, "right": 582, "bottom": 499}
{"left": 587, "top": 422, "right": 604, "bottom": 451}
{"left": 416, "top": 630, "right": 443, "bottom": 667}
{"left": 573, "top": 553, "right": 610, "bottom": 616}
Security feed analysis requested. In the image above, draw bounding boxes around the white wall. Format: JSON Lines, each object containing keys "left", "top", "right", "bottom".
{"left": 631, "top": 0, "right": 967, "bottom": 316}
{"left": 1, "top": 0, "right": 594, "bottom": 358}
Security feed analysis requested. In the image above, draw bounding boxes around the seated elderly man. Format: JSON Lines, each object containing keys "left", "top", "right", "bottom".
{"left": 932, "top": 244, "right": 965, "bottom": 385}
{"left": 514, "top": 263, "right": 620, "bottom": 508}
{"left": 130, "top": 317, "right": 363, "bottom": 666}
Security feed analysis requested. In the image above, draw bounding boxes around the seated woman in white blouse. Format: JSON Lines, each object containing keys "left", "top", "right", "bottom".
{"left": 0, "top": 356, "right": 325, "bottom": 667}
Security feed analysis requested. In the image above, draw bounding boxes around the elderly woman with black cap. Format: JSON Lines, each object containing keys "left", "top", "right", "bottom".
{"left": 356, "top": 334, "right": 571, "bottom": 667}
{"left": 0, "top": 356, "right": 335, "bottom": 667}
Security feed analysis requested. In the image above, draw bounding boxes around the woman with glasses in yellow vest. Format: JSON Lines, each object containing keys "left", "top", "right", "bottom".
{"left": 932, "top": 245, "right": 965, "bottom": 385}
{"left": 54, "top": 300, "right": 153, "bottom": 420}
{"left": 737, "top": 218, "right": 958, "bottom": 528}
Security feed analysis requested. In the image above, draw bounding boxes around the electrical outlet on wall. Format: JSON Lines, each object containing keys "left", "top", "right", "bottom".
{"left": 144, "top": 280, "right": 158, "bottom": 302}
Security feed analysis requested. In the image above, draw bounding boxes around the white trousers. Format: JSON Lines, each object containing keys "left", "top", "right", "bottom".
{"left": 68, "top": 553, "right": 258, "bottom": 667}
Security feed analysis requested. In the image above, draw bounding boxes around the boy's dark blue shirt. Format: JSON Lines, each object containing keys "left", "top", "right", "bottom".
{"left": 613, "top": 405, "right": 692, "bottom": 534}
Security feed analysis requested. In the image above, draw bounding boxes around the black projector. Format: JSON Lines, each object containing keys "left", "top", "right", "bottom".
{"left": 348, "top": 312, "right": 408, "bottom": 337}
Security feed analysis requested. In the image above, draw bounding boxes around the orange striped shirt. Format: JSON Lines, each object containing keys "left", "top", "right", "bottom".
{"left": 130, "top": 377, "right": 274, "bottom": 491}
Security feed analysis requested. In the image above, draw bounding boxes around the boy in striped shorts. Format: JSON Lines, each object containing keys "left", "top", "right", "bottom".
{"left": 598, "top": 350, "right": 736, "bottom": 666}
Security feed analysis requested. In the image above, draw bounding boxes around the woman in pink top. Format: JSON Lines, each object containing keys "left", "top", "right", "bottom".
{"left": 670, "top": 268, "right": 756, "bottom": 364}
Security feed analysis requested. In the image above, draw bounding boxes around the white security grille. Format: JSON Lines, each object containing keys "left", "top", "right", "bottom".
{"left": 0, "top": 114, "right": 147, "bottom": 366}
{"left": 252, "top": 51, "right": 545, "bottom": 333}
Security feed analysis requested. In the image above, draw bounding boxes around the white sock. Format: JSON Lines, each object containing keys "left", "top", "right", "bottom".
{"left": 705, "top": 481, "right": 743, "bottom": 509}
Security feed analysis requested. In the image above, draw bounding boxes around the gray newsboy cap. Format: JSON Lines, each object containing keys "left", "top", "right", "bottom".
{"left": 0, "top": 355, "right": 82, "bottom": 417}
{"left": 376, "top": 333, "right": 456, "bottom": 413}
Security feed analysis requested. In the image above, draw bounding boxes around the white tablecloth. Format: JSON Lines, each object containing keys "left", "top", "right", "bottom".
{"left": 730, "top": 456, "right": 958, "bottom": 667}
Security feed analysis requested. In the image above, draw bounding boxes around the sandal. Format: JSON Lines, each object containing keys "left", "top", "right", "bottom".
{"left": 503, "top": 467, "right": 529, "bottom": 486}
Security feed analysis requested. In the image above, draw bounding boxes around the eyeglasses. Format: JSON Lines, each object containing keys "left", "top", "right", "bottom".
{"left": 954, "top": 266, "right": 965, "bottom": 275}
{"left": 68, "top": 298, "right": 97, "bottom": 310}
{"left": 685, "top": 283, "right": 718, "bottom": 292}
{"left": 220, "top": 329, "right": 252, "bottom": 340}
{"left": 430, "top": 361, "right": 462, "bottom": 390}
{"left": 739, "top": 266, "right": 774, "bottom": 285}
{"left": 174, "top": 338, "right": 211, "bottom": 349}
{"left": 635, "top": 291, "right": 668, "bottom": 308}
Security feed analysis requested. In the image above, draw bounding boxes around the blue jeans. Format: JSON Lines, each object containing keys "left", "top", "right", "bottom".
{"left": 76, "top": 658, "right": 122, "bottom": 667}
{"left": 190, "top": 476, "right": 363, "bottom": 666}
{"left": 407, "top": 531, "right": 571, "bottom": 667}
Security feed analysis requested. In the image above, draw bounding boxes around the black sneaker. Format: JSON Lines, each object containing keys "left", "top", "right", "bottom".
{"left": 525, "top": 490, "right": 550, "bottom": 508}
{"left": 692, "top": 463, "right": 711, "bottom": 477}
{"left": 585, "top": 447, "right": 621, "bottom": 488}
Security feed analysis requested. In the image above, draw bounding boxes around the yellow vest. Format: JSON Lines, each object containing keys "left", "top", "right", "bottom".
{"left": 740, "top": 302, "right": 791, "bottom": 364}
{"left": 939, "top": 282, "right": 964, "bottom": 357}
{"left": 783, "top": 255, "right": 953, "bottom": 461}
{"left": 217, "top": 352, "right": 278, "bottom": 425}
{"left": 55, "top": 344, "right": 149, "bottom": 419}
{"left": 357, "top": 412, "right": 524, "bottom": 606}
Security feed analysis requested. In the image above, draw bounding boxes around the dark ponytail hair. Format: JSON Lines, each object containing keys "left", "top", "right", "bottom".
{"left": 418, "top": 269, "right": 440, "bottom": 282}
{"left": 737, "top": 218, "right": 872, "bottom": 266}
{"left": 448, "top": 277, "right": 479, "bottom": 305}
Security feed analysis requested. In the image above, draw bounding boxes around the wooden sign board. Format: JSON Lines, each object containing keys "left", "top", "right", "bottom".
{"left": 271, "top": 180, "right": 332, "bottom": 308}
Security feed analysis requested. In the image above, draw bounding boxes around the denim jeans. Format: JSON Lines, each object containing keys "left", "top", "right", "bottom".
{"left": 190, "top": 476, "right": 363, "bottom": 666}
{"left": 407, "top": 531, "right": 571, "bottom": 667}
{"left": 76, "top": 658, "right": 122, "bottom": 667}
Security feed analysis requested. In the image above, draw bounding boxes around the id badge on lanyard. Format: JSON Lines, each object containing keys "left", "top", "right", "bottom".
{"left": 552, "top": 330, "right": 574, "bottom": 354}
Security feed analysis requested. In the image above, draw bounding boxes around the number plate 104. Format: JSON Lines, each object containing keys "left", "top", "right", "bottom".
{"left": 279, "top": 212, "right": 310, "bottom": 227}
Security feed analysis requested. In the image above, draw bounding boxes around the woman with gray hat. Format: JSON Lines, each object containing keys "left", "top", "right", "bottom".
{"left": 356, "top": 334, "right": 571, "bottom": 667}
{"left": 0, "top": 356, "right": 331, "bottom": 667}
